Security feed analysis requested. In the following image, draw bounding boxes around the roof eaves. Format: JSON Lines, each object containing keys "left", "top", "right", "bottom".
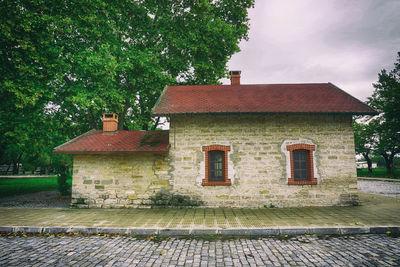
{"left": 153, "top": 112, "right": 171, "bottom": 117}
{"left": 53, "top": 149, "right": 169, "bottom": 155}
{"left": 327, "top": 82, "right": 379, "bottom": 115}
{"left": 160, "top": 111, "right": 379, "bottom": 116}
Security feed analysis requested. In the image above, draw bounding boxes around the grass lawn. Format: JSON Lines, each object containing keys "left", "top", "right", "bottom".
{"left": 357, "top": 168, "right": 400, "bottom": 179}
{"left": 0, "top": 177, "right": 72, "bottom": 198}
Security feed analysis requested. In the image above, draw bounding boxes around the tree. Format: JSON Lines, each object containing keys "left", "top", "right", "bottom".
{"left": 368, "top": 52, "right": 400, "bottom": 174}
{"left": 48, "top": 0, "right": 255, "bottom": 131}
{"left": 0, "top": 0, "right": 63, "bottom": 173}
{"left": 353, "top": 118, "right": 376, "bottom": 173}
{"left": 0, "top": 1, "right": 254, "bottom": 179}
{"left": 372, "top": 118, "right": 399, "bottom": 174}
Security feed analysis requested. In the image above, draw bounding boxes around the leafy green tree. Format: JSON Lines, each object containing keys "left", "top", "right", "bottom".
{"left": 353, "top": 118, "right": 376, "bottom": 173}
{"left": 1, "top": 0, "right": 254, "bottom": 182}
{"left": 371, "top": 119, "right": 399, "bottom": 174}
{"left": 368, "top": 52, "right": 400, "bottom": 174}
{"left": 0, "top": 0, "right": 62, "bottom": 173}
{"left": 49, "top": 0, "right": 255, "bottom": 131}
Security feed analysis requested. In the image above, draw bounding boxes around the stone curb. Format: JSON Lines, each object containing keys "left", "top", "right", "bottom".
{"left": 358, "top": 177, "right": 400, "bottom": 182}
{"left": 0, "top": 226, "right": 399, "bottom": 236}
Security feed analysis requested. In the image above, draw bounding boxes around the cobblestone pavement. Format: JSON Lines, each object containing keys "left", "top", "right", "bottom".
{"left": 358, "top": 180, "right": 400, "bottom": 198}
{"left": 0, "top": 234, "right": 399, "bottom": 266}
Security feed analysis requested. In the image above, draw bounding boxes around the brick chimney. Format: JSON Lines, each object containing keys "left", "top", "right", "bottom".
{"left": 229, "top": 70, "right": 241, "bottom": 85}
{"left": 103, "top": 113, "right": 118, "bottom": 132}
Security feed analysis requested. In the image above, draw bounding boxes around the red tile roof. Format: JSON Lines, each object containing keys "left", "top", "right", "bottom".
{"left": 153, "top": 83, "right": 377, "bottom": 116}
{"left": 53, "top": 130, "right": 169, "bottom": 154}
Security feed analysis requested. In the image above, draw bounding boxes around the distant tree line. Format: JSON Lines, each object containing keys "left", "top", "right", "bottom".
{"left": 354, "top": 52, "right": 400, "bottom": 175}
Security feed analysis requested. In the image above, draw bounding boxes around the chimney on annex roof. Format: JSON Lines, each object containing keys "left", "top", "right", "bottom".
{"left": 229, "top": 70, "right": 241, "bottom": 85}
{"left": 103, "top": 113, "right": 118, "bottom": 132}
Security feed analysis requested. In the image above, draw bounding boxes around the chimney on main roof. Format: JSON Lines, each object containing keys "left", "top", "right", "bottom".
{"left": 103, "top": 113, "right": 118, "bottom": 132}
{"left": 229, "top": 70, "right": 241, "bottom": 85}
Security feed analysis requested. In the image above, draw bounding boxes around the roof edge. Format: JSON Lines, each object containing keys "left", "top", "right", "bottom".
{"left": 53, "top": 149, "right": 169, "bottom": 155}
{"left": 53, "top": 130, "right": 170, "bottom": 154}
{"left": 151, "top": 85, "right": 169, "bottom": 116}
{"left": 53, "top": 129, "right": 98, "bottom": 153}
{"left": 166, "top": 82, "right": 333, "bottom": 87}
{"left": 153, "top": 83, "right": 379, "bottom": 116}
{"left": 154, "top": 111, "right": 379, "bottom": 116}
{"left": 327, "top": 83, "right": 379, "bottom": 115}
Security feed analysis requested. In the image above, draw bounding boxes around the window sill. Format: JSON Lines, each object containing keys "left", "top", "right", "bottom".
{"left": 288, "top": 178, "right": 317, "bottom": 185}
{"left": 202, "top": 179, "right": 231, "bottom": 186}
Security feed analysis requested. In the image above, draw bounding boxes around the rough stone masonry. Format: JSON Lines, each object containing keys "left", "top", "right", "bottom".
{"left": 72, "top": 114, "right": 358, "bottom": 208}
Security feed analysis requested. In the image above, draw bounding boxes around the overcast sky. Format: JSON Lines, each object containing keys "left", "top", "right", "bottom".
{"left": 221, "top": 0, "right": 400, "bottom": 101}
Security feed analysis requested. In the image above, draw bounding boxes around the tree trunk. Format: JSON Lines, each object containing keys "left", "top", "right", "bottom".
{"left": 151, "top": 117, "right": 160, "bottom": 130}
{"left": 118, "top": 112, "right": 125, "bottom": 130}
{"left": 14, "top": 153, "right": 23, "bottom": 175}
{"left": 363, "top": 152, "right": 373, "bottom": 173}
{"left": 5, "top": 163, "right": 11, "bottom": 175}
{"left": 381, "top": 152, "right": 394, "bottom": 174}
{"left": 12, "top": 153, "right": 22, "bottom": 174}
{"left": 57, "top": 165, "right": 71, "bottom": 196}
{"left": 12, "top": 160, "right": 18, "bottom": 175}
{"left": 86, "top": 110, "right": 97, "bottom": 129}
{"left": 117, "top": 103, "right": 129, "bottom": 130}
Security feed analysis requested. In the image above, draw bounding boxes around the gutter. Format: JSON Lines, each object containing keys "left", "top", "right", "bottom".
{"left": 153, "top": 111, "right": 379, "bottom": 117}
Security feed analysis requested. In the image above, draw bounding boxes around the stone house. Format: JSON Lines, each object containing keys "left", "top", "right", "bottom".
{"left": 54, "top": 71, "right": 377, "bottom": 208}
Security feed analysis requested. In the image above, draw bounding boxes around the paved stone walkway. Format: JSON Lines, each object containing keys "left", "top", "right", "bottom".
{"left": 0, "top": 234, "right": 399, "bottom": 266}
{"left": 1, "top": 193, "right": 399, "bottom": 232}
{"left": 358, "top": 180, "right": 400, "bottom": 198}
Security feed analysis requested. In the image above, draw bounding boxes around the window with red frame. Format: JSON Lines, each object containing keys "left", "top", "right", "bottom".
{"left": 286, "top": 144, "right": 317, "bottom": 185}
{"left": 202, "top": 145, "right": 231, "bottom": 186}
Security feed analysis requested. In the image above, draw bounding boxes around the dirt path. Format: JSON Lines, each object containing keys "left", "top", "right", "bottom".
{"left": 0, "top": 191, "right": 70, "bottom": 208}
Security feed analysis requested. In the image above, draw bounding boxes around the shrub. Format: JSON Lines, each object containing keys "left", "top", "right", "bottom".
{"left": 57, "top": 173, "right": 72, "bottom": 196}
{"left": 147, "top": 190, "right": 203, "bottom": 208}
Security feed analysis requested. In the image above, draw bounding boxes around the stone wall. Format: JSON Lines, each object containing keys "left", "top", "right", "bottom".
{"left": 168, "top": 114, "right": 358, "bottom": 207}
{"left": 71, "top": 154, "right": 169, "bottom": 208}
{"left": 72, "top": 113, "right": 358, "bottom": 208}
